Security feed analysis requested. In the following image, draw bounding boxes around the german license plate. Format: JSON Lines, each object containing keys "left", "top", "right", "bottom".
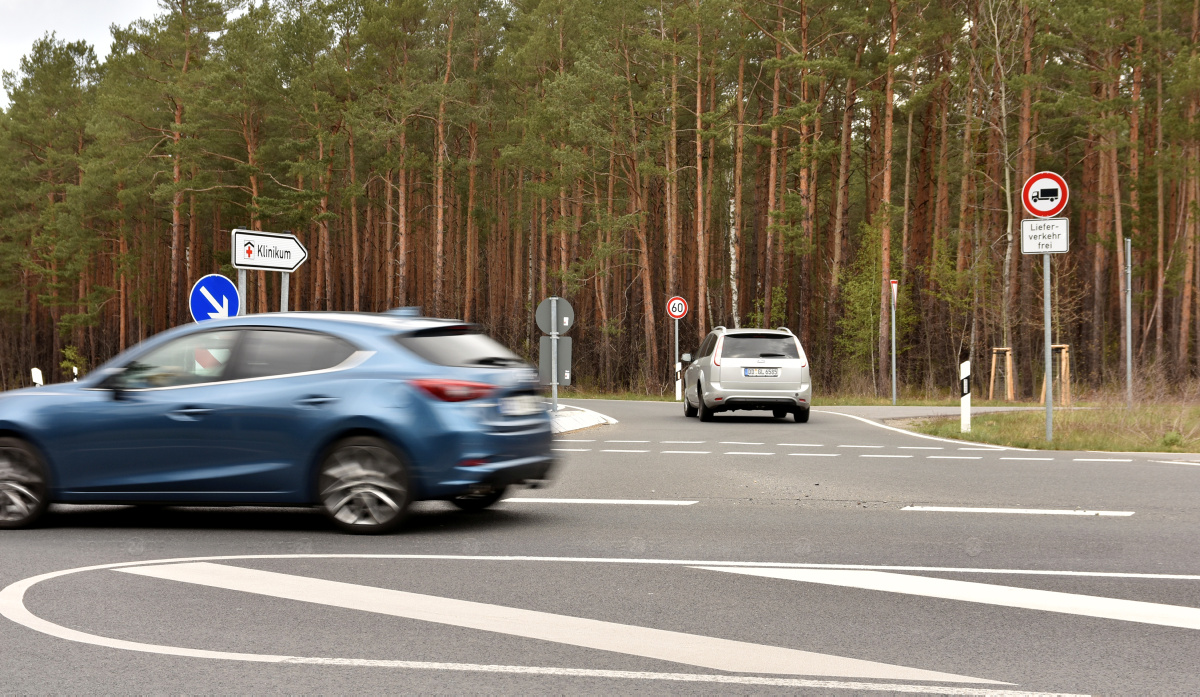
{"left": 500, "top": 394, "right": 543, "bottom": 416}
{"left": 744, "top": 368, "right": 780, "bottom": 377}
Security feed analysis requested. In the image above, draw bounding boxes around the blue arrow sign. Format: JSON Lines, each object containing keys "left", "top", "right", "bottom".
{"left": 189, "top": 274, "right": 240, "bottom": 322}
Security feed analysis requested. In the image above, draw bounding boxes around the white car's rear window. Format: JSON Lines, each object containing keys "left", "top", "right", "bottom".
{"left": 722, "top": 335, "right": 800, "bottom": 359}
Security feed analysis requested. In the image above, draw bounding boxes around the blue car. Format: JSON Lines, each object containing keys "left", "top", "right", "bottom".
{"left": 0, "top": 311, "right": 554, "bottom": 533}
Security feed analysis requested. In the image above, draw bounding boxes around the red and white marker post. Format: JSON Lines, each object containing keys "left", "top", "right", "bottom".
{"left": 667, "top": 296, "right": 688, "bottom": 401}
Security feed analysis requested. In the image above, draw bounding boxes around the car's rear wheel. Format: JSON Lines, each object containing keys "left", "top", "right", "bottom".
{"left": 794, "top": 407, "right": 810, "bottom": 423}
{"left": 451, "top": 486, "right": 507, "bottom": 511}
{"left": 698, "top": 382, "right": 715, "bottom": 422}
{"left": 684, "top": 388, "right": 698, "bottom": 417}
{"left": 0, "top": 437, "right": 49, "bottom": 530}
{"left": 317, "top": 436, "right": 410, "bottom": 534}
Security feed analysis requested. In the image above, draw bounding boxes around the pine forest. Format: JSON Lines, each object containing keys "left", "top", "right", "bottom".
{"left": 3, "top": 0, "right": 1200, "bottom": 399}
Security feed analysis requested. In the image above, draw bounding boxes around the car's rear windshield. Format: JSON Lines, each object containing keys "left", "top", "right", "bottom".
{"left": 394, "top": 325, "right": 527, "bottom": 368}
{"left": 722, "top": 334, "right": 800, "bottom": 359}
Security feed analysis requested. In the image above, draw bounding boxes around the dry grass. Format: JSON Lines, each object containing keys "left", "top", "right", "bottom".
{"left": 910, "top": 403, "right": 1200, "bottom": 453}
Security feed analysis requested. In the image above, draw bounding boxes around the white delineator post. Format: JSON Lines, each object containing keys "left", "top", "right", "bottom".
{"left": 960, "top": 360, "right": 970, "bottom": 433}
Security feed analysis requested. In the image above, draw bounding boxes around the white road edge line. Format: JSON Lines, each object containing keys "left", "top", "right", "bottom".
{"left": 507, "top": 498, "right": 697, "bottom": 505}
{"left": 115, "top": 562, "right": 1001, "bottom": 684}
{"left": 697, "top": 567, "right": 1197, "bottom": 631}
{"left": 816, "top": 410, "right": 1019, "bottom": 450}
{"left": 902, "top": 506, "right": 1134, "bottom": 517}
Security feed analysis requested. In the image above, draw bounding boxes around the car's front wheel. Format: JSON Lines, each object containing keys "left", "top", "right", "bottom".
{"left": 683, "top": 387, "right": 698, "bottom": 417}
{"left": 317, "top": 436, "right": 410, "bottom": 534}
{"left": 0, "top": 437, "right": 49, "bottom": 530}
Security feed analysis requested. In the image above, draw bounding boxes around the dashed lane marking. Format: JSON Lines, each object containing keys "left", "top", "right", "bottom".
{"left": 662, "top": 440, "right": 706, "bottom": 444}
{"left": 552, "top": 448, "right": 591, "bottom": 452}
{"left": 661, "top": 450, "right": 711, "bottom": 454}
{"left": 838, "top": 445, "right": 884, "bottom": 449}
{"left": 928, "top": 456, "right": 982, "bottom": 460}
{"left": 725, "top": 451, "right": 775, "bottom": 456}
{"left": 721, "top": 441, "right": 765, "bottom": 445}
{"left": 554, "top": 439, "right": 595, "bottom": 442}
{"left": 1074, "top": 458, "right": 1134, "bottom": 462}
{"left": 600, "top": 449, "right": 650, "bottom": 453}
{"left": 606, "top": 440, "right": 650, "bottom": 443}
{"left": 901, "top": 506, "right": 1134, "bottom": 517}
{"left": 777, "top": 443, "right": 823, "bottom": 447}
{"left": 861, "top": 454, "right": 913, "bottom": 459}
{"left": 1151, "top": 460, "right": 1200, "bottom": 466}
{"left": 899, "top": 446, "right": 943, "bottom": 450}
{"left": 1001, "top": 457, "right": 1054, "bottom": 461}
{"left": 788, "top": 453, "right": 840, "bottom": 457}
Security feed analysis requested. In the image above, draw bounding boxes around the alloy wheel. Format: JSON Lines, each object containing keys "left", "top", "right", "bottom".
{"left": 318, "top": 437, "right": 409, "bottom": 533}
{"left": 0, "top": 439, "right": 48, "bottom": 529}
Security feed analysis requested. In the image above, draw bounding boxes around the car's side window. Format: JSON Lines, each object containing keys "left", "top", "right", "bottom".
{"left": 232, "top": 329, "right": 357, "bottom": 380}
{"left": 120, "top": 331, "right": 240, "bottom": 389}
{"left": 699, "top": 334, "right": 716, "bottom": 358}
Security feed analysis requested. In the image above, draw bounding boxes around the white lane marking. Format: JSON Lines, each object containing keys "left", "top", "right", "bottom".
{"left": 778, "top": 443, "right": 823, "bottom": 447}
{"left": 1001, "top": 457, "right": 1054, "bottom": 461}
{"left": 606, "top": 440, "right": 650, "bottom": 443}
{"left": 900, "top": 446, "right": 943, "bottom": 450}
{"left": 838, "top": 445, "right": 884, "bottom": 449}
{"left": 507, "top": 498, "right": 698, "bottom": 506}
{"left": 816, "top": 410, "right": 1019, "bottom": 450}
{"left": 1151, "top": 460, "right": 1200, "bottom": 466}
{"left": 902, "top": 506, "right": 1134, "bottom": 517}
{"left": 721, "top": 441, "right": 765, "bottom": 445}
{"left": 861, "top": 454, "right": 913, "bottom": 459}
{"left": 789, "top": 453, "right": 840, "bottom": 457}
{"left": 601, "top": 449, "right": 650, "bottom": 453}
{"left": 661, "top": 450, "right": 711, "bottom": 454}
{"left": 552, "top": 448, "right": 591, "bottom": 452}
{"left": 662, "top": 440, "right": 706, "bottom": 444}
{"left": 116, "top": 563, "right": 1000, "bottom": 684}
{"left": 928, "top": 456, "right": 982, "bottom": 460}
{"left": 725, "top": 451, "right": 775, "bottom": 456}
{"left": 554, "top": 439, "right": 595, "bottom": 443}
{"left": 697, "top": 567, "right": 1200, "bottom": 631}
{"left": 959, "top": 447, "right": 1004, "bottom": 451}
{"left": 1074, "top": 458, "right": 1134, "bottom": 462}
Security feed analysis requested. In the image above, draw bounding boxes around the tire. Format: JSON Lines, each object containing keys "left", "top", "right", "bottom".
{"left": 317, "top": 436, "right": 410, "bottom": 534}
{"left": 794, "top": 407, "right": 810, "bottom": 423}
{"left": 451, "top": 486, "right": 507, "bottom": 511}
{"left": 0, "top": 437, "right": 50, "bottom": 530}
{"left": 698, "top": 382, "right": 715, "bottom": 422}
{"left": 683, "top": 387, "right": 698, "bottom": 418}
{"left": 772, "top": 408, "right": 787, "bottom": 419}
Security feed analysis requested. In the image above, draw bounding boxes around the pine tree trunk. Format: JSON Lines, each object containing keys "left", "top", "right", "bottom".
{"left": 877, "top": 0, "right": 898, "bottom": 389}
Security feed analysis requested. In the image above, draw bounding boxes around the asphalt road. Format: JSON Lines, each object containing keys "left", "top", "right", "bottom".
{"left": 2, "top": 399, "right": 1198, "bottom": 695}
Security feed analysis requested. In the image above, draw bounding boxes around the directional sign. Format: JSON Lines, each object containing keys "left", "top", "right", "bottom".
{"left": 189, "top": 274, "right": 240, "bottom": 322}
{"left": 666, "top": 296, "right": 688, "bottom": 320}
{"left": 535, "top": 296, "right": 575, "bottom": 334}
{"left": 1021, "top": 218, "right": 1070, "bottom": 254}
{"left": 231, "top": 229, "right": 309, "bottom": 272}
{"left": 1021, "top": 171, "right": 1069, "bottom": 219}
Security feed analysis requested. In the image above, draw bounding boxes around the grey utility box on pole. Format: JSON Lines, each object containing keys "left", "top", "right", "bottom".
{"left": 536, "top": 296, "right": 575, "bottom": 412}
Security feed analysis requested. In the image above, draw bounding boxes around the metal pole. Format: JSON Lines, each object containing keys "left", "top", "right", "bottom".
{"left": 237, "top": 269, "right": 246, "bottom": 316}
{"left": 551, "top": 296, "right": 559, "bottom": 413}
{"left": 674, "top": 317, "right": 680, "bottom": 401}
{"left": 1125, "top": 237, "right": 1133, "bottom": 407}
{"left": 280, "top": 272, "right": 290, "bottom": 313}
{"left": 1044, "top": 253, "right": 1053, "bottom": 442}
{"left": 890, "top": 291, "right": 897, "bottom": 405}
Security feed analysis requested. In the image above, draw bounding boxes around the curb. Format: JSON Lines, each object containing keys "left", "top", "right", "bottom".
{"left": 550, "top": 404, "right": 619, "bottom": 434}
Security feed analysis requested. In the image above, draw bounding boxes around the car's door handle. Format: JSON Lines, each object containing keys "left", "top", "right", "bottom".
{"left": 296, "top": 395, "right": 338, "bottom": 408}
{"left": 168, "top": 406, "right": 213, "bottom": 421}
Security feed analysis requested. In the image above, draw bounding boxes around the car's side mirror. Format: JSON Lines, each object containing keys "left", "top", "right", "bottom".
{"left": 97, "top": 367, "right": 129, "bottom": 400}
{"left": 681, "top": 353, "right": 692, "bottom": 363}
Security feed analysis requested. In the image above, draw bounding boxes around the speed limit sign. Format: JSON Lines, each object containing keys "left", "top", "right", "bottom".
{"left": 666, "top": 296, "right": 688, "bottom": 320}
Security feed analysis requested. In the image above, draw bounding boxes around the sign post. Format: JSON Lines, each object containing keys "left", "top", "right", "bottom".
{"left": 960, "top": 361, "right": 970, "bottom": 432}
{"left": 1021, "top": 172, "right": 1071, "bottom": 443}
{"left": 536, "top": 297, "right": 575, "bottom": 412}
{"left": 666, "top": 296, "right": 688, "bottom": 401}
{"left": 1125, "top": 237, "right": 1132, "bottom": 408}
{"left": 231, "top": 229, "right": 309, "bottom": 313}
{"left": 890, "top": 280, "right": 898, "bottom": 405}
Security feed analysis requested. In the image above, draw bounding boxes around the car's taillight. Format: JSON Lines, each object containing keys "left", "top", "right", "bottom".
{"left": 411, "top": 379, "right": 496, "bottom": 402}
{"left": 713, "top": 336, "right": 725, "bottom": 366}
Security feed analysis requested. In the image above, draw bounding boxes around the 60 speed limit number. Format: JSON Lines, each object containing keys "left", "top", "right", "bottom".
{"left": 667, "top": 296, "right": 688, "bottom": 320}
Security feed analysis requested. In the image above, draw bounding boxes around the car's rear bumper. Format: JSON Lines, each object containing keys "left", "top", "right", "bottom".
{"left": 705, "top": 382, "right": 812, "bottom": 412}
{"left": 434, "top": 454, "right": 556, "bottom": 498}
